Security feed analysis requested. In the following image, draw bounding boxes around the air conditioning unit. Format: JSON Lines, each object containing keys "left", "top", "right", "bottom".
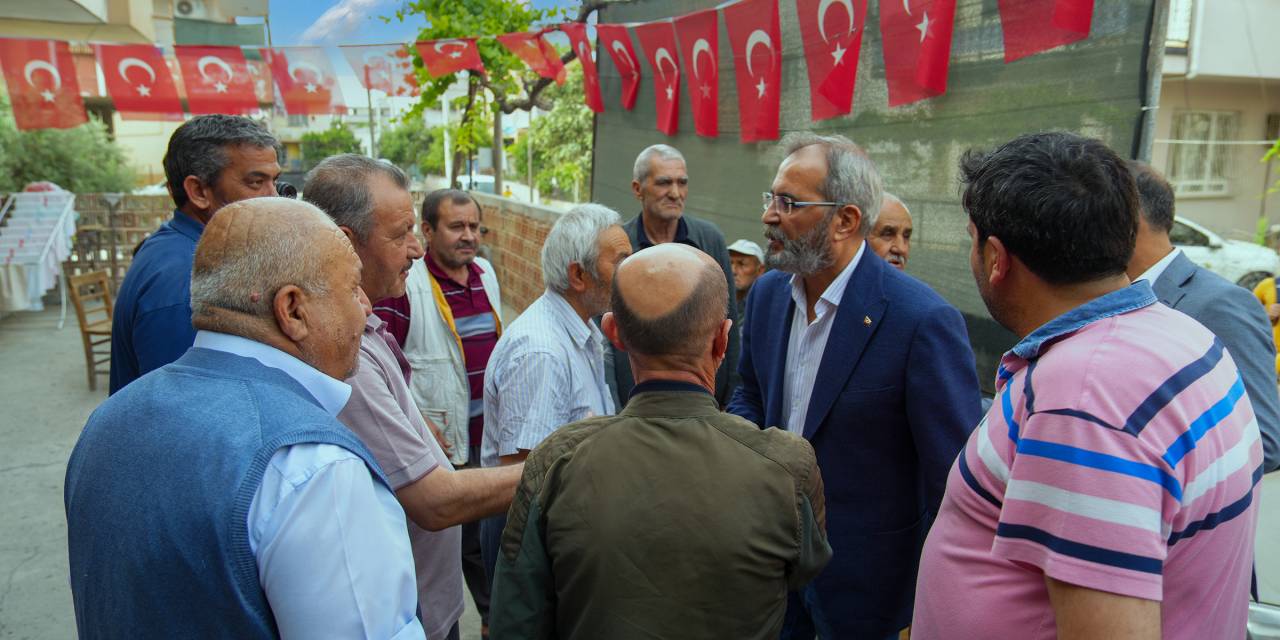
{"left": 174, "top": 0, "right": 211, "bottom": 20}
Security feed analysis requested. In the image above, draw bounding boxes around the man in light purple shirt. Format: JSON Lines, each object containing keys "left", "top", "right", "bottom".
{"left": 304, "top": 155, "right": 523, "bottom": 640}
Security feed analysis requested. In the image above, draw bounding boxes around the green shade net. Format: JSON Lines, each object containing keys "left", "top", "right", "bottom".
{"left": 591, "top": 0, "right": 1157, "bottom": 391}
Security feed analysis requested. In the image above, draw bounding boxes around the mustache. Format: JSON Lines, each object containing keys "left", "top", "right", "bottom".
{"left": 764, "top": 226, "right": 786, "bottom": 243}
{"left": 453, "top": 240, "right": 477, "bottom": 250}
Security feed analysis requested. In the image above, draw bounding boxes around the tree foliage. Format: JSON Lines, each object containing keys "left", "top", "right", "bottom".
{"left": 507, "top": 64, "right": 594, "bottom": 200}
{"left": 380, "top": 115, "right": 449, "bottom": 177}
{"left": 0, "top": 97, "right": 133, "bottom": 192}
{"left": 300, "top": 121, "right": 364, "bottom": 171}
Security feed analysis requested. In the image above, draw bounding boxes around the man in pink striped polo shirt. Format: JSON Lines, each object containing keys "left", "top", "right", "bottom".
{"left": 914, "top": 132, "right": 1263, "bottom": 639}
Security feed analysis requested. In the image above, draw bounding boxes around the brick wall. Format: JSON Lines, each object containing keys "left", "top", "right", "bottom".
{"left": 471, "top": 193, "right": 563, "bottom": 315}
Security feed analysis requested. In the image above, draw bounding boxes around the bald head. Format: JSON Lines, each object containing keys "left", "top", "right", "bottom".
{"left": 610, "top": 244, "right": 727, "bottom": 358}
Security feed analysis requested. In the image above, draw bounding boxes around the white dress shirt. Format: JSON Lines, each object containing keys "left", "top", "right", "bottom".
{"left": 781, "top": 242, "right": 866, "bottom": 435}
{"left": 1134, "top": 247, "right": 1182, "bottom": 284}
{"left": 193, "top": 331, "right": 426, "bottom": 640}
{"left": 481, "top": 291, "right": 615, "bottom": 467}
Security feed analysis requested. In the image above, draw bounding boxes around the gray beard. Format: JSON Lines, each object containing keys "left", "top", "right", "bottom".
{"left": 764, "top": 221, "right": 835, "bottom": 276}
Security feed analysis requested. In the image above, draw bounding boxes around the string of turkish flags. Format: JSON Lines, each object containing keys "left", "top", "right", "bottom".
{"left": 0, "top": 0, "right": 1094, "bottom": 138}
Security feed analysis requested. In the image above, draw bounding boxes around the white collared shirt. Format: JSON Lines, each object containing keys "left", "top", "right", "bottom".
{"left": 782, "top": 242, "right": 866, "bottom": 435}
{"left": 1134, "top": 247, "right": 1182, "bottom": 285}
{"left": 481, "top": 290, "right": 615, "bottom": 467}
{"left": 194, "top": 331, "right": 426, "bottom": 640}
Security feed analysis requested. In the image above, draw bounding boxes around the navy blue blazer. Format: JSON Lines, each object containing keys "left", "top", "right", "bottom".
{"left": 728, "top": 248, "right": 982, "bottom": 637}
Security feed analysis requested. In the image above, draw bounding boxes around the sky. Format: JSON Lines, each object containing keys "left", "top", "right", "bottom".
{"left": 266, "top": 0, "right": 581, "bottom": 47}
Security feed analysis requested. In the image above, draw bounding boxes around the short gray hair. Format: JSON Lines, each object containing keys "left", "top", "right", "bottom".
{"left": 868, "top": 192, "right": 907, "bottom": 228}
{"left": 190, "top": 198, "right": 337, "bottom": 319}
{"left": 541, "top": 203, "right": 621, "bottom": 294}
{"left": 780, "top": 132, "right": 883, "bottom": 235}
{"left": 632, "top": 144, "right": 686, "bottom": 183}
{"left": 303, "top": 154, "right": 410, "bottom": 241}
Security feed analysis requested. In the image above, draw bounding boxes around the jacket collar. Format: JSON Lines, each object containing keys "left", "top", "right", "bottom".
{"left": 171, "top": 209, "right": 205, "bottom": 243}
{"left": 621, "top": 382, "right": 720, "bottom": 418}
{"left": 1009, "top": 281, "right": 1157, "bottom": 361}
{"left": 1150, "top": 251, "right": 1197, "bottom": 307}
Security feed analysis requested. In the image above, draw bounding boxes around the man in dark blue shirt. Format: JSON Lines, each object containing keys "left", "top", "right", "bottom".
{"left": 109, "top": 115, "right": 281, "bottom": 394}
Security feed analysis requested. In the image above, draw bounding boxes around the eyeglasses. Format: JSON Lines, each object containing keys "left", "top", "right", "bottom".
{"left": 761, "top": 192, "right": 840, "bottom": 216}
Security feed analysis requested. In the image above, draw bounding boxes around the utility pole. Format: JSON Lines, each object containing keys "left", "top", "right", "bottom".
{"left": 528, "top": 109, "right": 536, "bottom": 204}
{"left": 492, "top": 110, "right": 503, "bottom": 196}
{"left": 442, "top": 93, "right": 452, "bottom": 187}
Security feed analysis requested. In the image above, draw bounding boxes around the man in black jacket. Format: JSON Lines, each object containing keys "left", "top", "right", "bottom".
{"left": 604, "top": 144, "right": 740, "bottom": 406}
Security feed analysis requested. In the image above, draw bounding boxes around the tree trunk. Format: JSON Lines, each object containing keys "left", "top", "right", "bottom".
{"left": 492, "top": 110, "right": 504, "bottom": 197}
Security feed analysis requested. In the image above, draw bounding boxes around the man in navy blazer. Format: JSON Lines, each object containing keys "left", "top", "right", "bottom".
{"left": 728, "top": 133, "right": 982, "bottom": 639}
{"left": 1126, "top": 161, "right": 1280, "bottom": 473}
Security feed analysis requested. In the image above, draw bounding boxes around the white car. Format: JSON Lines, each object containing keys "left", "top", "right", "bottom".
{"left": 1170, "top": 216, "right": 1280, "bottom": 290}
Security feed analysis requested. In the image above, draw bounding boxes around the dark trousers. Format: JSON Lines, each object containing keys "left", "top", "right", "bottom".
{"left": 779, "top": 589, "right": 901, "bottom": 640}
{"left": 460, "top": 445, "right": 490, "bottom": 626}
{"left": 480, "top": 511, "right": 507, "bottom": 589}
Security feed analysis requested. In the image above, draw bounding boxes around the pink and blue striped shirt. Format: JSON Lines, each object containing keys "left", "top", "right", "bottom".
{"left": 914, "top": 282, "right": 1262, "bottom": 639}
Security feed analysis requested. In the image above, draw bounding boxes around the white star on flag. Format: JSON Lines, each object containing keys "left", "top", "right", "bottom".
{"left": 136, "top": 84, "right": 151, "bottom": 96}
{"left": 40, "top": 90, "right": 55, "bottom": 102}
{"left": 700, "top": 83, "right": 711, "bottom": 98}
{"left": 214, "top": 81, "right": 228, "bottom": 93}
{"left": 305, "top": 82, "right": 318, "bottom": 93}
{"left": 756, "top": 78, "right": 767, "bottom": 98}
{"left": 449, "top": 51, "right": 462, "bottom": 59}
{"left": 917, "top": 11, "right": 931, "bottom": 43}
{"left": 665, "top": 84, "right": 674, "bottom": 100}
{"left": 831, "top": 43, "right": 846, "bottom": 65}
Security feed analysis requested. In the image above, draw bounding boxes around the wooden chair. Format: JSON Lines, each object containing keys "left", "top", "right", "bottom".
{"left": 67, "top": 270, "right": 113, "bottom": 391}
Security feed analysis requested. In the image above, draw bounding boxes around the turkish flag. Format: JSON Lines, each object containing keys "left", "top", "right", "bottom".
{"left": 998, "top": 0, "right": 1094, "bottom": 62}
{"left": 97, "top": 44, "right": 183, "bottom": 117}
{"left": 263, "top": 47, "right": 344, "bottom": 115}
{"left": 340, "top": 45, "right": 420, "bottom": 97}
{"left": 497, "top": 32, "right": 566, "bottom": 86}
{"left": 880, "top": 0, "right": 956, "bottom": 107}
{"left": 416, "top": 38, "right": 485, "bottom": 78}
{"left": 0, "top": 39, "right": 86, "bottom": 130}
{"left": 561, "top": 24, "right": 603, "bottom": 114}
{"left": 174, "top": 45, "right": 258, "bottom": 114}
{"left": 596, "top": 24, "right": 641, "bottom": 111}
{"left": 633, "top": 21, "right": 681, "bottom": 136}
{"left": 796, "top": 0, "right": 867, "bottom": 120}
{"left": 674, "top": 9, "right": 718, "bottom": 138}
{"left": 724, "top": 0, "right": 782, "bottom": 142}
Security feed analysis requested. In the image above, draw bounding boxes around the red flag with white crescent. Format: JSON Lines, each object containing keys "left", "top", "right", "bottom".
{"left": 339, "top": 44, "right": 420, "bottom": 97}
{"left": 174, "top": 45, "right": 259, "bottom": 115}
{"left": 561, "top": 23, "right": 603, "bottom": 114}
{"left": 879, "top": 0, "right": 956, "bottom": 107}
{"left": 416, "top": 38, "right": 485, "bottom": 78}
{"left": 674, "top": 9, "right": 718, "bottom": 138}
{"left": 263, "top": 47, "right": 344, "bottom": 115}
{"left": 998, "top": 0, "right": 1094, "bottom": 62}
{"left": 633, "top": 21, "right": 682, "bottom": 136}
{"left": 0, "top": 38, "right": 87, "bottom": 130}
{"left": 596, "top": 24, "right": 641, "bottom": 111}
{"left": 497, "top": 31, "right": 566, "bottom": 86}
{"left": 724, "top": 0, "right": 782, "bottom": 142}
{"left": 97, "top": 43, "right": 183, "bottom": 117}
{"left": 796, "top": 0, "right": 867, "bottom": 121}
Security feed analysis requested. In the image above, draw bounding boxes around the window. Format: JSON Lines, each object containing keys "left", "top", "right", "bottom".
{"left": 1169, "top": 220, "right": 1209, "bottom": 247}
{"left": 287, "top": 114, "right": 308, "bottom": 127}
{"left": 1166, "top": 110, "right": 1238, "bottom": 196}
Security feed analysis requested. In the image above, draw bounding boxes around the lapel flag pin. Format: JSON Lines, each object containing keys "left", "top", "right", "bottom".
{"left": 864, "top": 315, "right": 872, "bottom": 325}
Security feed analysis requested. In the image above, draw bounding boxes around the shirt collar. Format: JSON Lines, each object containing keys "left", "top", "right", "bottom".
{"left": 543, "top": 290, "right": 601, "bottom": 349}
{"left": 192, "top": 330, "right": 352, "bottom": 416}
{"left": 1133, "top": 247, "right": 1182, "bottom": 285}
{"left": 171, "top": 209, "right": 205, "bottom": 242}
{"left": 789, "top": 240, "right": 866, "bottom": 311}
{"left": 1008, "top": 281, "right": 1158, "bottom": 361}
{"left": 629, "top": 379, "right": 711, "bottom": 401}
{"left": 635, "top": 215, "right": 691, "bottom": 249}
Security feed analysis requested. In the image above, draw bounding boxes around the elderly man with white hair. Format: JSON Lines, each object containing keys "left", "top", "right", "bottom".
{"left": 478, "top": 203, "right": 633, "bottom": 584}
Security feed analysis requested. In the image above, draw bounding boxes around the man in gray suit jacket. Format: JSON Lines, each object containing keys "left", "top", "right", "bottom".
{"left": 1126, "top": 161, "right": 1279, "bottom": 473}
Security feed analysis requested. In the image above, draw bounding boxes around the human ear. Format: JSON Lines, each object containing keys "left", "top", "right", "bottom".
{"left": 602, "top": 312, "right": 626, "bottom": 351}
{"left": 984, "top": 236, "right": 1011, "bottom": 286}
{"left": 567, "top": 262, "right": 589, "bottom": 294}
{"left": 183, "top": 175, "right": 214, "bottom": 212}
{"left": 835, "top": 203, "right": 862, "bottom": 240}
{"left": 273, "top": 285, "right": 310, "bottom": 342}
{"left": 711, "top": 318, "right": 732, "bottom": 363}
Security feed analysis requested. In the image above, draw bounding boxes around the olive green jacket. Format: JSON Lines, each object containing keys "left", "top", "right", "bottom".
{"left": 489, "top": 383, "right": 831, "bottom": 640}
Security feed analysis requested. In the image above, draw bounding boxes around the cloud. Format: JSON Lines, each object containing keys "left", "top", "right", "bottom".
{"left": 299, "top": 0, "right": 390, "bottom": 44}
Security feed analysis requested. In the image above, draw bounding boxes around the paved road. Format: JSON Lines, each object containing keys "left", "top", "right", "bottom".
{"left": 0, "top": 308, "right": 483, "bottom": 639}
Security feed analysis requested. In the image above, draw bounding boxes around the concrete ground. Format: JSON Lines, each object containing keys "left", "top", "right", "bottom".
{"left": 0, "top": 307, "right": 483, "bottom": 638}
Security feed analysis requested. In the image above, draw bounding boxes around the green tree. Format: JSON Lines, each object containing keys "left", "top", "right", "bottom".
{"left": 380, "top": 114, "right": 435, "bottom": 176}
{"left": 0, "top": 96, "right": 134, "bottom": 192}
{"left": 507, "top": 63, "right": 593, "bottom": 201}
{"left": 391, "top": 0, "right": 607, "bottom": 189}
{"left": 300, "top": 121, "right": 364, "bottom": 171}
